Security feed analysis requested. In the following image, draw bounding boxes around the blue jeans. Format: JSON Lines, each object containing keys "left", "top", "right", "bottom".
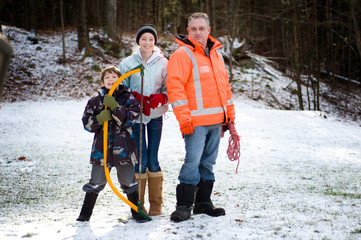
{"left": 133, "top": 116, "right": 163, "bottom": 173}
{"left": 178, "top": 124, "right": 221, "bottom": 186}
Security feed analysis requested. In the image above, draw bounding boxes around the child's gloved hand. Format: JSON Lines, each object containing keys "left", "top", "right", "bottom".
{"left": 149, "top": 93, "right": 168, "bottom": 109}
{"left": 96, "top": 109, "right": 113, "bottom": 124}
{"left": 103, "top": 94, "right": 119, "bottom": 111}
{"left": 132, "top": 91, "right": 151, "bottom": 116}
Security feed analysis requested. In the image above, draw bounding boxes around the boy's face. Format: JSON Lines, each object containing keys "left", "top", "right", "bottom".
{"left": 102, "top": 71, "right": 119, "bottom": 89}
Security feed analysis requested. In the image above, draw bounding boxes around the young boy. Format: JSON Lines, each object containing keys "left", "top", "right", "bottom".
{"left": 77, "top": 66, "right": 146, "bottom": 222}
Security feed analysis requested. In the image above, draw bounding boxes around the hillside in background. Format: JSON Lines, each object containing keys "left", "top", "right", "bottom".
{"left": 0, "top": 26, "right": 360, "bottom": 240}
{"left": 1, "top": 26, "right": 360, "bottom": 123}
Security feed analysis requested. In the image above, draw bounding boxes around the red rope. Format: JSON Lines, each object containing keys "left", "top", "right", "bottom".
{"left": 226, "top": 124, "right": 241, "bottom": 174}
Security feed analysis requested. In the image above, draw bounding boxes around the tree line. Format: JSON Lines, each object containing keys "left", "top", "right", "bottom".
{"left": 1, "top": 0, "right": 360, "bottom": 111}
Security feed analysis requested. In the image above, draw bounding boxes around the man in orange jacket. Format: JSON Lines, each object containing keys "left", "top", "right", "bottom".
{"left": 166, "top": 12, "right": 235, "bottom": 222}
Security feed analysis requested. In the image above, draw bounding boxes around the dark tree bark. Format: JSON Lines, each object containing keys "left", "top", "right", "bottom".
{"left": 28, "top": 0, "right": 36, "bottom": 31}
{"left": 211, "top": 0, "right": 216, "bottom": 35}
{"left": 312, "top": 0, "right": 320, "bottom": 110}
{"left": 76, "top": 0, "right": 94, "bottom": 56}
{"left": 60, "top": 0, "right": 66, "bottom": 61}
{"left": 350, "top": 0, "right": 361, "bottom": 60}
{"left": 292, "top": 0, "right": 304, "bottom": 110}
{"left": 103, "top": 0, "right": 117, "bottom": 41}
{"left": 227, "top": 0, "right": 241, "bottom": 83}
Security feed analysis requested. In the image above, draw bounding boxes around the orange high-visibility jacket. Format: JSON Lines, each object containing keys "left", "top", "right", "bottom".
{"left": 166, "top": 34, "right": 235, "bottom": 128}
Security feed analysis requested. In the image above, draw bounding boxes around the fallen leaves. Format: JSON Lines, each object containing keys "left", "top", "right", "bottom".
{"left": 18, "top": 156, "right": 30, "bottom": 161}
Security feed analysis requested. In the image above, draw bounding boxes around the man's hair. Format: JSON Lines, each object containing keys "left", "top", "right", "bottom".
{"left": 100, "top": 66, "right": 121, "bottom": 82}
{"left": 188, "top": 12, "right": 210, "bottom": 27}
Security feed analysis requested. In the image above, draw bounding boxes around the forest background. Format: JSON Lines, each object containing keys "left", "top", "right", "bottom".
{"left": 0, "top": 0, "right": 360, "bottom": 121}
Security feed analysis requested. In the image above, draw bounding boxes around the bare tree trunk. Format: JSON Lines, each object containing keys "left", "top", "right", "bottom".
{"left": 350, "top": 0, "right": 361, "bottom": 59}
{"left": 76, "top": 0, "right": 93, "bottom": 56}
{"left": 292, "top": 1, "right": 304, "bottom": 110}
{"left": 313, "top": 0, "right": 320, "bottom": 111}
{"left": 211, "top": 0, "right": 216, "bottom": 35}
{"left": 226, "top": 0, "right": 242, "bottom": 83}
{"left": 307, "top": 75, "right": 311, "bottom": 110}
{"left": 348, "top": 17, "right": 352, "bottom": 89}
{"left": 60, "top": 0, "right": 66, "bottom": 61}
{"left": 205, "top": 0, "right": 210, "bottom": 17}
{"left": 103, "top": 0, "right": 117, "bottom": 41}
{"left": 28, "top": 0, "right": 36, "bottom": 32}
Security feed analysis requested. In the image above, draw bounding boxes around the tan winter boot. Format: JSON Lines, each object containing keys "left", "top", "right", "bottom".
{"left": 147, "top": 169, "right": 164, "bottom": 216}
{"left": 135, "top": 172, "right": 148, "bottom": 214}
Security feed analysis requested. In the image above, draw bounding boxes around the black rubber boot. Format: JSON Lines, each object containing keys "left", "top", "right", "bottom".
{"left": 170, "top": 184, "right": 196, "bottom": 222}
{"left": 76, "top": 192, "right": 98, "bottom": 221}
{"left": 127, "top": 191, "right": 147, "bottom": 223}
{"left": 193, "top": 181, "right": 225, "bottom": 217}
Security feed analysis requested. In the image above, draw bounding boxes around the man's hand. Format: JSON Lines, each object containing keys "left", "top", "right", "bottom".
{"left": 221, "top": 123, "right": 229, "bottom": 138}
{"left": 180, "top": 118, "right": 194, "bottom": 135}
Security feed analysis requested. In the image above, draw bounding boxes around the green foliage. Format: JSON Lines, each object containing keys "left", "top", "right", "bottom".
{"left": 324, "top": 190, "right": 361, "bottom": 199}
{"left": 84, "top": 75, "right": 93, "bottom": 81}
{"left": 351, "top": 229, "right": 361, "bottom": 234}
{"left": 91, "top": 63, "right": 101, "bottom": 72}
{"left": 21, "top": 233, "right": 38, "bottom": 238}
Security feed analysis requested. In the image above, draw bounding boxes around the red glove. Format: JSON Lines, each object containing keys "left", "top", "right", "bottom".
{"left": 132, "top": 91, "right": 151, "bottom": 116}
{"left": 149, "top": 93, "right": 168, "bottom": 109}
{"left": 180, "top": 118, "right": 194, "bottom": 135}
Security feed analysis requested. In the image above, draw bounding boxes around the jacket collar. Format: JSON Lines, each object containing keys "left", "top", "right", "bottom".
{"left": 175, "top": 34, "right": 222, "bottom": 53}
{"left": 134, "top": 47, "right": 162, "bottom": 66}
{"left": 98, "top": 85, "right": 129, "bottom": 97}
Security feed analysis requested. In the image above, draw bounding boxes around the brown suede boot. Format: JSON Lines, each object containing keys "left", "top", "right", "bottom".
{"left": 135, "top": 172, "right": 148, "bottom": 214}
{"left": 147, "top": 169, "right": 164, "bottom": 216}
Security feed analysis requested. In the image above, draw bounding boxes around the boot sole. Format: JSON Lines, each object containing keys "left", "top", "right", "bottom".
{"left": 193, "top": 210, "right": 226, "bottom": 216}
{"left": 170, "top": 215, "right": 189, "bottom": 222}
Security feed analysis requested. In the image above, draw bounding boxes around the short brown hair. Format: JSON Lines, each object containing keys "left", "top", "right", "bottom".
{"left": 188, "top": 12, "right": 210, "bottom": 27}
{"left": 100, "top": 66, "right": 121, "bottom": 82}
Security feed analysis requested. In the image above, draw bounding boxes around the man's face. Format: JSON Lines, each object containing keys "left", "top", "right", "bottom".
{"left": 187, "top": 17, "right": 210, "bottom": 48}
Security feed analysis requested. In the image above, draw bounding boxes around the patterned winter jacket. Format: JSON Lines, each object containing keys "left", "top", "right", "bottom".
{"left": 82, "top": 86, "right": 140, "bottom": 167}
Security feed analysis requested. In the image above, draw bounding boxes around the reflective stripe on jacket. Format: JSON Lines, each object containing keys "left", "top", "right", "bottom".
{"left": 166, "top": 34, "right": 235, "bottom": 127}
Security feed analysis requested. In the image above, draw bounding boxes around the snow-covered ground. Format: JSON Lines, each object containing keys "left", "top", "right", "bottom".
{"left": 1, "top": 25, "right": 360, "bottom": 240}
{"left": 0, "top": 95, "right": 360, "bottom": 240}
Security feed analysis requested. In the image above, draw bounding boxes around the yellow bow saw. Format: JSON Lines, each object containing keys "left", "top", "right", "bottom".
{"left": 103, "top": 64, "right": 151, "bottom": 221}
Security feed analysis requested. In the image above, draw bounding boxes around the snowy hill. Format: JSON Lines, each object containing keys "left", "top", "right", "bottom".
{"left": 0, "top": 26, "right": 360, "bottom": 239}
{"left": 1, "top": 26, "right": 361, "bottom": 123}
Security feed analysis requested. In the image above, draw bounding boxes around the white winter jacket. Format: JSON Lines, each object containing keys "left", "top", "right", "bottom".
{"left": 118, "top": 48, "right": 169, "bottom": 124}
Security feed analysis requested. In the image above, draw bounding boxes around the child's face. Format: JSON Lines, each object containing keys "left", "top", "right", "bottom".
{"left": 139, "top": 32, "right": 155, "bottom": 53}
{"left": 102, "top": 71, "right": 119, "bottom": 89}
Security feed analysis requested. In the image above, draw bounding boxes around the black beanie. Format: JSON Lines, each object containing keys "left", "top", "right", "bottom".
{"left": 136, "top": 24, "right": 157, "bottom": 45}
